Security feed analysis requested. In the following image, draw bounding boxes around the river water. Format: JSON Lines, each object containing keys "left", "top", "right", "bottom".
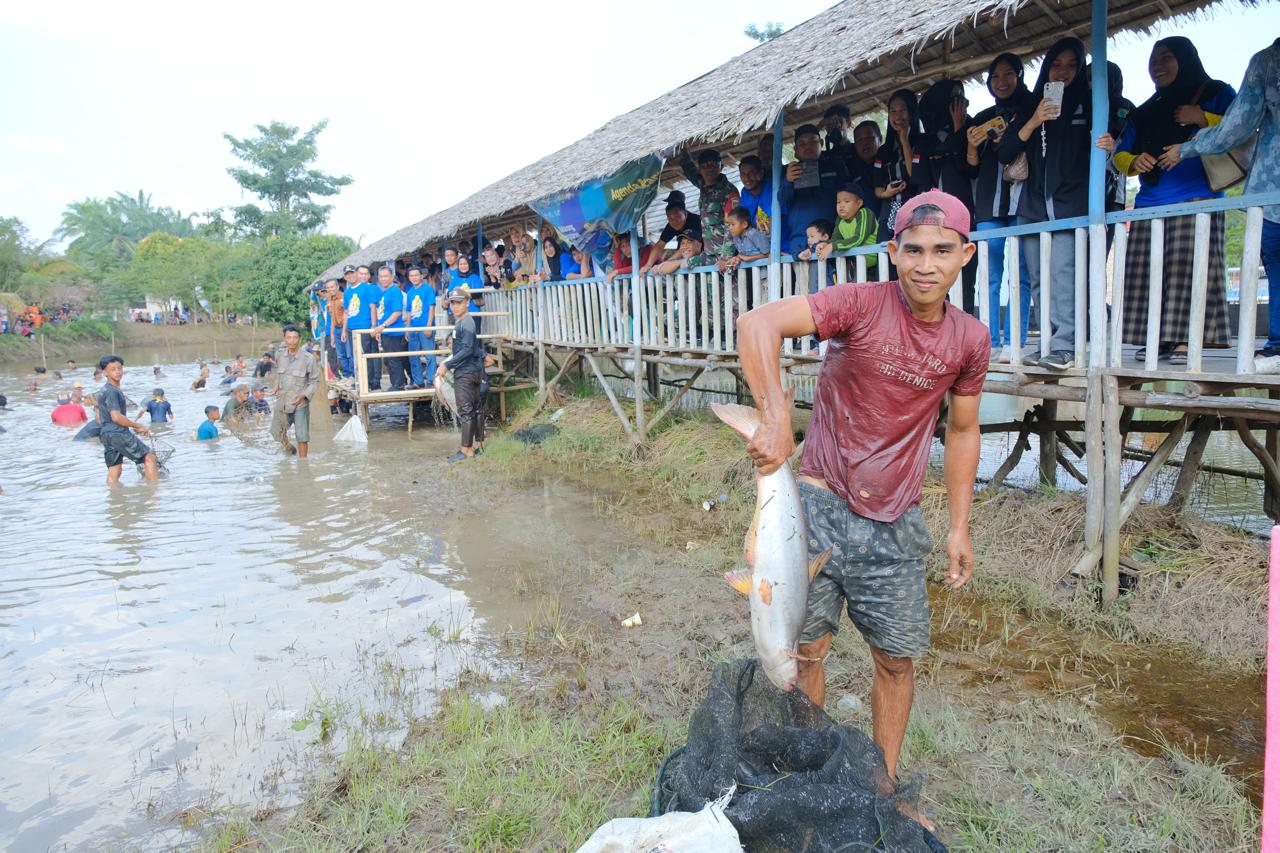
{"left": 0, "top": 344, "right": 609, "bottom": 850}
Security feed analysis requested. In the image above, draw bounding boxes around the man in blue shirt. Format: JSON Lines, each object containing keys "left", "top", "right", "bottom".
{"left": 373, "top": 265, "right": 408, "bottom": 391}
{"left": 343, "top": 264, "right": 382, "bottom": 389}
{"left": 196, "top": 405, "right": 221, "bottom": 440}
{"left": 137, "top": 388, "right": 173, "bottom": 424}
{"left": 738, "top": 155, "right": 773, "bottom": 234}
{"left": 779, "top": 123, "right": 850, "bottom": 256}
{"left": 404, "top": 264, "right": 437, "bottom": 389}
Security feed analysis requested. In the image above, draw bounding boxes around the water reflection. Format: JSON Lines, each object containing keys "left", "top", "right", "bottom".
{"left": 0, "top": 346, "right": 594, "bottom": 850}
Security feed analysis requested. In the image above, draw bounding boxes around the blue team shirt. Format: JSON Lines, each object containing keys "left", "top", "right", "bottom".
{"left": 144, "top": 399, "right": 172, "bottom": 423}
{"left": 196, "top": 419, "right": 219, "bottom": 440}
{"left": 1118, "top": 85, "right": 1237, "bottom": 208}
{"left": 739, "top": 180, "right": 773, "bottom": 232}
{"left": 343, "top": 282, "right": 380, "bottom": 330}
{"left": 378, "top": 286, "right": 406, "bottom": 333}
{"left": 406, "top": 284, "right": 433, "bottom": 328}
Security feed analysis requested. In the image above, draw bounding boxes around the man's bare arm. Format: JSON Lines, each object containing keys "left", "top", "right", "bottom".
{"left": 941, "top": 392, "right": 982, "bottom": 588}
{"left": 735, "top": 295, "right": 818, "bottom": 474}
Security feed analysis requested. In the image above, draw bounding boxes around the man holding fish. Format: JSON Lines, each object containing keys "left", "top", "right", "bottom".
{"left": 722, "top": 190, "right": 988, "bottom": 800}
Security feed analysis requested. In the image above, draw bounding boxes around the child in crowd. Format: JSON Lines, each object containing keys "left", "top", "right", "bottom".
{"left": 797, "top": 219, "right": 835, "bottom": 293}
{"left": 818, "top": 182, "right": 880, "bottom": 269}
{"left": 138, "top": 388, "right": 173, "bottom": 424}
{"left": 196, "top": 405, "right": 220, "bottom": 440}
{"left": 717, "top": 207, "right": 770, "bottom": 272}
{"left": 652, "top": 231, "right": 705, "bottom": 275}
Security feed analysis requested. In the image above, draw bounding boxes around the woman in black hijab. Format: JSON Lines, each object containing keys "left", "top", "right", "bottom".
{"left": 998, "top": 37, "right": 1091, "bottom": 370}
{"left": 1108, "top": 36, "right": 1237, "bottom": 361}
{"left": 872, "top": 88, "right": 924, "bottom": 238}
{"left": 966, "top": 52, "right": 1037, "bottom": 359}
{"left": 915, "top": 79, "right": 978, "bottom": 311}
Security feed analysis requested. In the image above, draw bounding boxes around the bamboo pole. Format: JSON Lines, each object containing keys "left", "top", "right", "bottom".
{"left": 644, "top": 367, "right": 706, "bottom": 435}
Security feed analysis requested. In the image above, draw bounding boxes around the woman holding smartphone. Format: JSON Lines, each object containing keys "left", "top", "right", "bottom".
{"left": 998, "top": 37, "right": 1091, "bottom": 370}
{"left": 966, "top": 53, "right": 1037, "bottom": 361}
{"left": 872, "top": 88, "right": 924, "bottom": 240}
{"left": 1102, "top": 37, "right": 1236, "bottom": 364}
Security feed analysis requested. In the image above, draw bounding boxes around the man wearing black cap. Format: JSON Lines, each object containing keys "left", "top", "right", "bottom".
{"left": 779, "top": 123, "right": 850, "bottom": 256}
{"left": 679, "top": 146, "right": 741, "bottom": 261}
{"left": 435, "top": 287, "right": 486, "bottom": 461}
{"left": 639, "top": 191, "right": 702, "bottom": 275}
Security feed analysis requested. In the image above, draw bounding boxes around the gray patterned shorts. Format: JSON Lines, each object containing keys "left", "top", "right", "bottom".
{"left": 798, "top": 482, "right": 932, "bottom": 659}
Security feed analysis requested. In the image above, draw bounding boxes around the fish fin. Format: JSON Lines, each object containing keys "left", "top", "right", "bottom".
{"left": 808, "top": 547, "right": 833, "bottom": 582}
{"left": 757, "top": 578, "right": 773, "bottom": 605}
{"left": 709, "top": 403, "right": 761, "bottom": 441}
{"left": 743, "top": 506, "right": 759, "bottom": 565}
{"left": 724, "top": 568, "right": 752, "bottom": 596}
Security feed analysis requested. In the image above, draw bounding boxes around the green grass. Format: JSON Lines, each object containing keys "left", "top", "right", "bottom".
{"left": 0, "top": 317, "right": 117, "bottom": 360}
{"left": 239, "top": 694, "right": 677, "bottom": 852}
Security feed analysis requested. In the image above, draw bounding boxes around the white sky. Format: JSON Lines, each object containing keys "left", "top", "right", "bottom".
{"left": 1, "top": 1, "right": 1275, "bottom": 249}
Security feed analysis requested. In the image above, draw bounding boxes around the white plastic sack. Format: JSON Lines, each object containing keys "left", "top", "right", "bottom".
{"left": 576, "top": 789, "right": 741, "bottom": 853}
{"left": 333, "top": 414, "right": 368, "bottom": 444}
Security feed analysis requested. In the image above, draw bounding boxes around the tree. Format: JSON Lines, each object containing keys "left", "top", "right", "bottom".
{"left": 57, "top": 191, "right": 193, "bottom": 277}
{"left": 224, "top": 120, "right": 352, "bottom": 238}
{"left": 0, "top": 217, "right": 47, "bottom": 293}
{"left": 744, "top": 21, "right": 784, "bottom": 42}
{"left": 244, "top": 234, "right": 355, "bottom": 323}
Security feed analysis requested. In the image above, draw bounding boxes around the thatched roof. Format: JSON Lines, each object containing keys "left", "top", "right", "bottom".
{"left": 320, "top": 0, "right": 1244, "bottom": 278}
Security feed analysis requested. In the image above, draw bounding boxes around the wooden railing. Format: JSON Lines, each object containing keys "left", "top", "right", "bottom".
{"left": 485, "top": 192, "right": 1279, "bottom": 378}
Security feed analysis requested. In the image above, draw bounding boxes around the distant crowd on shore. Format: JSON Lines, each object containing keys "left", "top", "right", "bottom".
{"left": 1, "top": 302, "right": 83, "bottom": 336}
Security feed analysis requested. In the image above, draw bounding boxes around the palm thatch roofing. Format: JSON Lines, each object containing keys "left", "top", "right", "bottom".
{"left": 320, "top": 0, "right": 1249, "bottom": 278}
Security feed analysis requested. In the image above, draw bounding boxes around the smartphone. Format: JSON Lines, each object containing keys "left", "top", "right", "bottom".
{"left": 795, "top": 160, "right": 821, "bottom": 190}
{"left": 1043, "top": 81, "right": 1065, "bottom": 113}
{"left": 975, "top": 115, "right": 1007, "bottom": 139}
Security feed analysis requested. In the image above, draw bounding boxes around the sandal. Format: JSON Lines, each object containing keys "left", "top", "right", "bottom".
{"left": 1165, "top": 347, "right": 1188, "bottom": 365}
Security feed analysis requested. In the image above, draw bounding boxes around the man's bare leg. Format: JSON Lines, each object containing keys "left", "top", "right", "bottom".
{"left": 870, "top": 646, "right": 933, "bottom": 831}
{"left": 297, "top": 441, "right": 308, "bottom": 459}
{"left": 796, "top": 633, "right": 833, "bottom": 707}
{"left": 143, "top": 453, "right": 159, "bottom": 481}
{"left": 107, "top": 463, "right": 122, "bottom": 486}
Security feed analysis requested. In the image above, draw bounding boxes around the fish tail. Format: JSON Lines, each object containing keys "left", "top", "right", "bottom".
{"left": 709, "top": 403, "right": 761, "bottom": 441}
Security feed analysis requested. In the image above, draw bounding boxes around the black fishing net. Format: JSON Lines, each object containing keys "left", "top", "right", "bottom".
{"left": 653, "top": 659, "right": 947, "bottom": 853}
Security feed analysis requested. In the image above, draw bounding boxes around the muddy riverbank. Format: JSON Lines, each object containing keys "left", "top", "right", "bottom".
{"left": 0, "top": 321, "right": 273, "bottom": 366}
{"left": 218, "top": 394, "right": 1262, "bottom": 851}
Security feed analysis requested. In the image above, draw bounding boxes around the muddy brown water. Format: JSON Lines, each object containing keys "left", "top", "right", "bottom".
{"left": 931, "top": 590, "right": 1265, "bottom": 803}
{"left": 0, "top": 345, "right": 1265, "bottom": 848}
{"left": 0, "top": 345, "right": 623, "bottom": 850}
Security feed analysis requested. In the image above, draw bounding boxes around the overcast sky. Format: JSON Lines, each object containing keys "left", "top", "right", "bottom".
{"left": 2, "top": 1, "right": 1275, "bottom": 249}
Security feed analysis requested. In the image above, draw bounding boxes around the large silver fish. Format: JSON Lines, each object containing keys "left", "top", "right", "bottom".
{"left": 433, "top": 375, "right": 457, "bottom": 412}
{"left": 712, "top": 399, "right": 829, "bottom": 692}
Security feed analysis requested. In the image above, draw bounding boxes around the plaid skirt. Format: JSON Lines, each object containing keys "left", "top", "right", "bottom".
{"left": 1120, "top": 211, "right": 1229, "bottom": 346}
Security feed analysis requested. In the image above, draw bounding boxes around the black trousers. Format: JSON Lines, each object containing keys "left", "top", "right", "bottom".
{"left": 363, "top": 333, "right": 382, "bottom": 389}
{"left": 454, "top": 370, "right": 486, "bottom": 448}
{"left": 380, "top": 333, "right": 408, "bottom": 390}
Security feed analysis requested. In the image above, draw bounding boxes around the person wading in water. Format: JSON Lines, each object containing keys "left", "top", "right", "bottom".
{"left": 96, "top": 355, "right": 160, "bottom": 485}
{"left": 735, "top": 190, "right": 989, "bottom": 829}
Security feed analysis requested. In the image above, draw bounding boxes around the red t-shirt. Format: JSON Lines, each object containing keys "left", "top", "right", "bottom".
{"left": 51, "top": 403, "right": 88, "bottom": 425}
{"left": 799, "top": 280, "right": 990, "bottom": 522}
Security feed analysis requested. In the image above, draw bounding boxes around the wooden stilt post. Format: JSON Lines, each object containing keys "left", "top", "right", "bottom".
{"left": 1082, "top": 371, "right": 1105, "bottom": 566}
{"left": 1270, "top": 390, "right": 1280, "bottom": 521}
{"left": 584, "top": 352, "right": 635, "bottom": 441}
{"left": 1038, "top": 399, "right": 1059, "bottom": 487}
{"left": 1101, "top": 374, "right": 1123, "bottom": 604}
{"left": 1167, "top": 416, "right": 1213, "bottom": 512}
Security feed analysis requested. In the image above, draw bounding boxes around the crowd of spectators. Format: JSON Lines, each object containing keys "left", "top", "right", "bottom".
{"left": 0, "top": 303, "right": 83, "bottom": 336}
{"left": 305, "top": 35, "right": 1276, "bottom": 373}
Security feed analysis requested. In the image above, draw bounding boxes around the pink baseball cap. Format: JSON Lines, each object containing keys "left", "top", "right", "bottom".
{"left": 893, "top": 190, "right": 972, "bottom": 241}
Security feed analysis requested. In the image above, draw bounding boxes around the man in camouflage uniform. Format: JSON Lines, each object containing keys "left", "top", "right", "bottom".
{"left": 679, "top": 147, "right": 741, "bottom": 261}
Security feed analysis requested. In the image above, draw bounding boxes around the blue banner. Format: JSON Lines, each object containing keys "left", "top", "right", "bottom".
{"left": 528, "top": 155, "right": 663, "bottom": 268}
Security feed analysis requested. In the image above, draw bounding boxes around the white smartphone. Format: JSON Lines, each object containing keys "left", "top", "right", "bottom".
{"left": 1043, "top": 81, "right": 1065, "bottom": 113}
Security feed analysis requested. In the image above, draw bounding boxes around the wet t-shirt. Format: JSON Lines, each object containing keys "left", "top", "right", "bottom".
{"left": 97, "top": 383, "right": 129, "bottom": 436}
{"left": 799, "top": 280, "right": 990, "bottom": 522}
{"left": 145, "top": 399, "right": 172, "bottom": 422}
